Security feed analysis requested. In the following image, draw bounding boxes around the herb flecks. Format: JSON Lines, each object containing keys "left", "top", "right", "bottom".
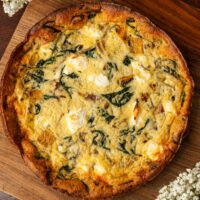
{"left": 99, "top": 108, "right": 115, "bottom": 124}
{"left": 36, "top": 57, "right": 56, "bottom": 67}
{"left": 85, "top": 48, "right": 96, "bottom": 58}
{"left": 31, "top": 69, "right": 45, "bottom": 83}
{"left": 59, "top": 67, "right": 74, "bottom": 98}
{"left": 88, "top": 11, "right": 97, "bottom": 19}
{"left": 67, "top": 72, "right": 79, "bottom": 79}
{"left": 60, "top": 76, "right": 73, "bottom": 98}
{"left": 120, "top": 126, "right": 135, "bottom": 142}
{"left": 88, "top": 115, "right": 95, "bottom": 127}
{"left": 137, "top": 119, "right": 150, "bottom": 135}
{"left": 105, "top": 62, "right": 118, "bottom": 80}
{"left": 118, "top": 140, "right": 130, "bottom": 154}
{"left": 155, "top": 58, "right": 180, "bottom": 79}
{"left": 123, "top": 55, "right": 132, "bottom": 66}
{"left": 102, "top": 87, "right": 133, "bottom": 107}
{"left": 92, "top": 130, "right": 110, "bottom": 150}
{"left": 34, "top": 104, "right": 41, "bottom": 115}
{"left": 43, "top": 94, "right": 59, "bottom": 100}
{"left": 57, "top": 165, "right": 74, "bottom": 179}
{"left": 126, "top": 18, "right": 135, "bottom": 29}
{"left": 181, "top": 90, "right": 186, "bottom": 106}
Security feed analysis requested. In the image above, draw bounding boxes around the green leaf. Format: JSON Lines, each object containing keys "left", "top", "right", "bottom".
{"left": 126, "top": 18, "right": 135, "bottom": 29}
{"left": 92, "top": 130, "right": 110, "bottom": 150}
{"left": 105, "top": 62, "right": 118, "bottom": 80}
{"left": 36, "top": 57, "right": 56, "bottom": 67}
{"left": 67, "top": 72, "right": 79, "bottom": 79}
{"left": 102, "top": 87, "right": 133, "bottom": 107}
{"left": 99, "top": 108, "right": 115, "bottom": 124}
{"left": 88, "top": 11, "right": 97, "bottom": 19}
{"left": 123, "top": 55, "right": 132, "bottom": 66}
{"left": 30, "top": 69, "right": 45, "bottom": 83}
{"left": 57, "top": 165, "right": 74, "bottom": 179}
{"left": 34, "top": 104, "right": 41, "bottom": 115}
{"left": 137, "top": 119, "right": 150, "bottom": 135}
{"left": 43, "top": 94, "right": 58, "bottom": 100}
{"left": 60, "top": 76, "right": 73, "bottom": 98}
{"left": 85, "top": 48, "right": 96, "bottom": 58}
{"left": 118, "top": 140, "right": 130, "bottom": 154}
{"left": 181, "top": 91, "right": 186, "bottom": 106}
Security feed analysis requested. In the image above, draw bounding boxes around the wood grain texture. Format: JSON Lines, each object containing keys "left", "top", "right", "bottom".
{"left": 0, "top": 0, "right": 200, "bottom": 200}
{"left": 0, "top": 1, "right": 25, "bottom": 60}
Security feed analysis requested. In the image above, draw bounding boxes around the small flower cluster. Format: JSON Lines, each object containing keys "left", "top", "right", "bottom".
{"left": 1, "top": 0, "right": 31, "bottom": 17}
{"left": 156, "top": 162, "right": 200, "bottom": 200}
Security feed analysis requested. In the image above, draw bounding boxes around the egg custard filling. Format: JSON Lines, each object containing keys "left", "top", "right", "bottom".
{"left": 6, "top": 4, "right": 193, "bottom": 198}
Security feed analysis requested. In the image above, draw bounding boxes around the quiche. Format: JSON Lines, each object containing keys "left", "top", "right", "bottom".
{"left": 1, "top": 3, "right": 194, "bottom": 199}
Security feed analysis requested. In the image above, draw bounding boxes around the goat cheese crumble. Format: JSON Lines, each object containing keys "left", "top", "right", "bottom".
{"left": 1, "top": 0, "right": 31, "bottom": 17}
{"left": 156, "top": 161, "right": 200, "bottom": 200}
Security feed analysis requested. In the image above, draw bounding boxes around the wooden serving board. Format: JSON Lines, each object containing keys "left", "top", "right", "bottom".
{"left": 0, "top": 0, "right": 200, "bottom": 199}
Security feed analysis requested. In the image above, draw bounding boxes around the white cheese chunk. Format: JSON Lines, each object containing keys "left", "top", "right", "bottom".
{"left": 62, "top": 65, "right": 72, "bottom": 75}
{"left": 82, "top": 25, "right": 101, "bottom": 39}
{"left": 39, "top": 43, "right": 52, "bottom": 60}
{"left": 66, "top": 109, "right": 85, "bottom": 134}
{"left": 66, "top": 55, "right": 88, "bottom": 71}
{"left": 94, "top": 162, "right": 106, "bottom": 175}
{"left": 88, "top": 74, "right": 109, "bottom": 88}
{"left": 146, "top": 141, "right": 164, "bottom": 161}
{"left": 95, "top": 74, "right": 109, "bottom": 87}
{"left": 163, "top": 100, "right": 176, "bottom": 114}
{"left": 132, "top": 61, "right": 151, "bottom": 80}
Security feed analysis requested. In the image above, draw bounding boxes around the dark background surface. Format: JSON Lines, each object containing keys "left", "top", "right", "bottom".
{"left": 0, "top": 0, "right": 199, "bottom": 200}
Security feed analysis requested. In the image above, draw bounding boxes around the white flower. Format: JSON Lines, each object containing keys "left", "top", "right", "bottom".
{"left": 1, "top": 0, "right": 31, "bottom": 17}
{"left": 156, "top": 162, "right": 200, "bottom": 200}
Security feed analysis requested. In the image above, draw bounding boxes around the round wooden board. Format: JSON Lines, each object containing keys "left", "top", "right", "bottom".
{"left": 0, "top": 0, "right": 200, "bottom": 199}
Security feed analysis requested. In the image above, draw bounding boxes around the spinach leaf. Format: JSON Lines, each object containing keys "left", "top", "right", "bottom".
{"left": 57, "top": 165, "right": 74, "bottom": 179}
{"left": 163, "top": 66, "right": 180, "bottom": 79}
{"left": 60, "top": 76, "right": 73, "bottom": 98}
{"left": 57, "top": 44, "right": 83, "bottom": 57}
{"left": 59, "top": 67, "right": 73, "bottom": 98}
{"left": 123, "top": 55, "right": 132, "bottom": 66}
{"left": 126, "top": 18, "right": 135, "bottom": 29}
{"left": 118, "top": 140, "right": 130, "bottom": 154}
{"left": 92, "top": 130, "right": 110, "bottom": 150}
{"left": 63, "top": 136, "right": 72, "bottom": 142}
{"left": 105, "top": 62, "right": 118, "bottom": 80}
{"left": 67, "top": 72, "right": 79, "bottom": 79}
{"left": 74, "top": 44, "right": 83, "bottom": 52}
{"left": 137, "top": 119, "right": 150, "bottom": 135}
{"left": 36, "top": 57, "right": 56, "bottom": 67}
{"left": 181, "top": 90, "right": 186, "bottom": 106}
{"left": 88, "top": 11, "right": 97, "bottom": 19}
{"left": 102, "top": 86, "right": 133, "bottom": 107}
{"left": 88, "top": 115, "right": 95, "bottom": 127}
{"left": 155, "top": 58, "right": 180, "bottom": 79}
{"left": 31, "top": 69, "right": 45, "bottom": 83}
{"left": 120, "top": 126, "right": 135, "bottom": 143}
{"left": 85, "top": 48, "right": 96, "bottom": 58}
{"left": 99, "top": 108, "right": 115, "bottom": 124}
{"left": 43, "top": 94, "right": 58, "bottom": 100}
{"left": 34, "top": 104, "right": 41, "bottom": 115}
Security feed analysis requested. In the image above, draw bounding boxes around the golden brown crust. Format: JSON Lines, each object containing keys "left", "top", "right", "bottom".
{"left": 0, "top": 2, "right": 194, "bottom": 199}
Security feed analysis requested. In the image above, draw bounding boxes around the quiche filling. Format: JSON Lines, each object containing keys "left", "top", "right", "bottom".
{"left": 9, "top": 6, "right": 192, "bottom": 193}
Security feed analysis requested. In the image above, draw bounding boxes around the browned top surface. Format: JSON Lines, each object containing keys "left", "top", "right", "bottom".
{"left": 0, "top": 0, "right": 200, "bottom": 200}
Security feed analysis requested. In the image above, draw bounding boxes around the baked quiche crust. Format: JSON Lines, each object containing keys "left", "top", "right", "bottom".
{"left": 1, "top": 3, "right": 194, "bottom": 199}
